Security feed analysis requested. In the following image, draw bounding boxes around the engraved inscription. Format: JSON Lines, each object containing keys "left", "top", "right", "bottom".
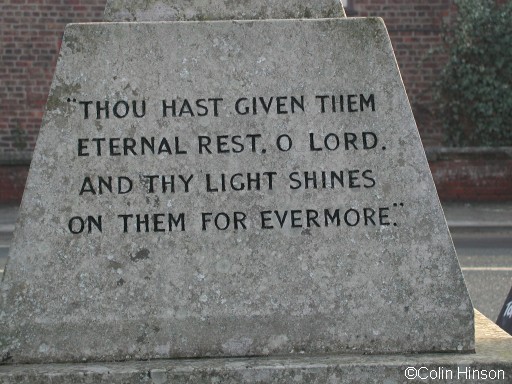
{"left": 65, "top": 93, "right": 403, "bottom": 234}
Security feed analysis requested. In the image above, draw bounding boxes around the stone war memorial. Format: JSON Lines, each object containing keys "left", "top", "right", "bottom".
{"left": 1, "top": 0, "right": 512, "bottom": 382}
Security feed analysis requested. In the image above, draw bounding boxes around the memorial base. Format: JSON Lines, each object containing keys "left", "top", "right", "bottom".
{"left": 1, "top": 311, "right": 510, "bottom": 383}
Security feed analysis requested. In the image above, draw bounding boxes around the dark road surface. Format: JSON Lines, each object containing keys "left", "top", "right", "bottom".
{"left": 453, "top": 229, "right": 512, "bottom": 321}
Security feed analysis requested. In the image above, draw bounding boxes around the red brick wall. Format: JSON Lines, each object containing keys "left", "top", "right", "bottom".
{"left": 1, "top": 1, "right": 510, "bottom": 203}
{"left": 427, "top": 148, "right": 512, "bottom": 202}
{"left": 348, "top": 0, "right": 456, "bottom": 146}
{"left": 0, "top": 0, "right": 105, "bottom": 158}
{"left": 0, "top": 0, "right": 454, "bottom": 159}
{"left": 0, "top": 165, "right": 29, "bottom": 203}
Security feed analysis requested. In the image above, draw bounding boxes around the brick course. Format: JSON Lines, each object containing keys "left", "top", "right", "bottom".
{"left": 427, "top": 148, "right": 512, "bottom": 202}
{"left": 0, "top": 165, "right": 29, "bottom": 203}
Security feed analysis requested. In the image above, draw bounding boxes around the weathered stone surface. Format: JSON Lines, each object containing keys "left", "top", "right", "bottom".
{"left": 0, "top": 312, "right": 508, "bottom": 383}
{"left": 104, "top": 0, "right": 345, "bottom": 21}
{"left": 0, "top": 18, "right": 473, "bottom": 364}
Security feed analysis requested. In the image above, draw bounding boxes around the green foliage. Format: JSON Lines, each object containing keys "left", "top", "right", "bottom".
{"left": 12, "top": 121, "right": 28, "bottom": 150}
{"left": 437, "top": 0, "right": 512, "bottom": 146}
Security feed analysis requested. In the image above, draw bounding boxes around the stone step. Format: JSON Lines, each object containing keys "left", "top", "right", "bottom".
{"left": 0, "top": 311, "right": 509, "bottom": 383}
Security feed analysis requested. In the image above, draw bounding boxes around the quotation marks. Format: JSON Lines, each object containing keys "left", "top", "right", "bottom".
{"left": 67, "top": 98, "right": 78, "bottom": 103}
{"left": 393, "top": 202, "right": 404, "bottom": 227}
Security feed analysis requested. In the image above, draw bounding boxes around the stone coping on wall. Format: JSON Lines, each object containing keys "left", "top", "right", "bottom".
{"left": 0, "top": 153, "right": 32, "bottom": 166}
{"left": 427, "top": 146, "right": 512, "bottom": 202}
{"left": 426, "top": 147, "right": 512, "bottom": 162}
